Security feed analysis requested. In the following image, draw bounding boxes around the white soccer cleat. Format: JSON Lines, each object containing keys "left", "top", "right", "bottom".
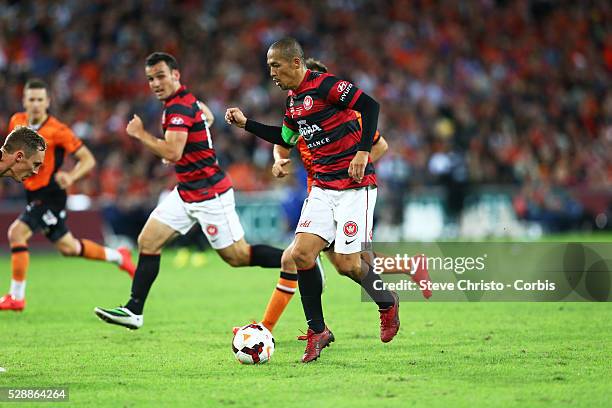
{"left": 94, "top": 306, "right": 143, "bottom": 330}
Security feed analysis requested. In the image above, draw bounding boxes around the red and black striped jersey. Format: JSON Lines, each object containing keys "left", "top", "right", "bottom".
{"left": 282, "top": 70, "right": 377, "bottom": 190}
{"left": 297, "top": 112, "right": 381, "bottom": 193}
{"left": 163, "top": 85, "right": 232, "bottom": 202}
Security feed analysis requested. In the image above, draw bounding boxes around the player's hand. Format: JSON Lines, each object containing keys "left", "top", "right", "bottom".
{"left": 348, "top": 151, "right": 369, "bottom": 183}
{"left": 126, "top": 114, "right": 145, "bottom": 139}
{"left": 272, "top": 159, "right": 291, "bottom": 178}
{"left": 225, "top": 107, "right": 247, "bottom": 128}
{"left": 55, "top": 171, "right": 74, "bottom": 189}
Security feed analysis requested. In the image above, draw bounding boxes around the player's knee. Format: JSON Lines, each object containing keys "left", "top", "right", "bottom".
{"left": 7, "top": 222, "right": 26, "bottom": 244}
{"left": 334, "top": 257, "right": 361, "bottom": 279}
{"left": 137, "top": 232, "right": 160, "bottom": 253}
{"left": 281, "top": 248, "right": 296, "bottom": 272}
{"left": 57, "top": 241, "right": 78, "bottom": 257}
{"left": 290, "top": 246, "right": 316, "bottom": 269}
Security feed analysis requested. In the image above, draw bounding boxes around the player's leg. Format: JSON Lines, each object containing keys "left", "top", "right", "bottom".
{"left": 0, "top": 219, "right": 33, "bottom": 311}
{"left": 95, "top": 188, "right": 191, "bottom": 329}
{"left": 202, "top": 189, "right": 283, "bottom": 269}
{"left": 290, "top": 187, "right": 337, "bottom": 362}
{"left": 52, "top": 231, "right": 136, "bottom": 277}
{"left": 259, "top": 241, "right": 298, "bottom": 332}
{"left": 334, "top": 187, "right": 399, "bottom": 342}
{"left": 362, "top": 251, "right": 432, "bottom": 299}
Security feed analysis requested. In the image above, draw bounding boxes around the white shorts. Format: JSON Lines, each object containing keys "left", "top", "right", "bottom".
{"left": 295, "top": 186, "right": 377, "bottom": 254}
{"left": 150, "top": 187, "right": 245, "bottom": 250}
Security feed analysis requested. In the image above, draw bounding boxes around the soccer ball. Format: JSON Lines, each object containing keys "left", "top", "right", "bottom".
{"left": 232, "top": 323, "right": 275, "bottom": 364}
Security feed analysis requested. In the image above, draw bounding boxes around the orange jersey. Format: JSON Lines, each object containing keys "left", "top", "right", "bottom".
{"left": 297, "top": 111, "right": 381, "bottom": 193}
{"left": 8, "top": 113, "right": 83, "bottom": 192}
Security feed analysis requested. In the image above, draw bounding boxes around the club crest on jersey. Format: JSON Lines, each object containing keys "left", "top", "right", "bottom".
{"left": 297, "top": 119, "right": 322, "bottom": 141}
{"left": 206, "top": 224, "right": 218, "bottom": 236}
{"left": 343, "top": 221, "right": 358, "bottom": 237}
{"left": 170, "top": 116, "right": 184, "bottom": 125}
{"left": 303, "top": 95, "right": 313, "bottom": 110}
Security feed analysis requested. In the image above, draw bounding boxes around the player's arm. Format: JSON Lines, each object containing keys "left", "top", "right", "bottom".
{"left": 126, "top": 114, "right": 187, "bottom": 162}
{"left": 197, "top": 100, "right": 215, "bottom": 127}
{"left": 225, "top": 107, "right": 296, "bottom": 149}
{"left": 55, "top": 145, "right": 95, "bottom": 189}
{"left": 272, "top": 144, "right": 292, "bottom": 178}
{"left": 370, "top": 135, "right": 388, "bottom": 163}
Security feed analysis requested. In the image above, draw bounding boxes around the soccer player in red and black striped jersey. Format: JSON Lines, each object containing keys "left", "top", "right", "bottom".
{"left": 226, "top": 38, "right": 400, "bottom": 362}
{"left": 94, "top": 52, "right": 285, "bottom": 330}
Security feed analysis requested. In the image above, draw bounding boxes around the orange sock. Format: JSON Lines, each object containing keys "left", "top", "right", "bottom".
{"left": 261, "top": 272, "right": 298, "bottom": 332}
{"left": 80, "top": 239, "right": 106, "bottom": 261}
{"left": 11, "top": 245, "right": 29, "bottom": 281}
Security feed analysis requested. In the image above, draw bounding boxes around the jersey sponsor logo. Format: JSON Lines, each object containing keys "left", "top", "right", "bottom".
{"left": 297, "top": 120, "right": 322, "bottom": 141}
{"left": 339, "top": 82, "right": 353, "bottom": 102}
{"left": 289, "top": 97, "right": 294, "bottom": 107}
{"left": 303, "top": 95, "right": 313, "bottom": 110}
{"left": 337, "top": 81, "right": 348, "bottom": 93}
{"left": 299, "top": 220, "right": 311, "bottom": 228}
{"left": 345, "top": 238, "right": 357, "bottom": 245}
{"left": 170, "top": 116, "right": 185, "bottom": 125}
{"left": 206, "top": 224, "right": 218, "bottom": 236}
{"left": 343, "top": 221, "right": 358, "bottom": 237}
{"left": 306, "top": 137, "right": 330, "bottom": 149}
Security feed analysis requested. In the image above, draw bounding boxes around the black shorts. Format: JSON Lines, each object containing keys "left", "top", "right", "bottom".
{"left": 19, "top": 200, "right": 69, "bottom": 242}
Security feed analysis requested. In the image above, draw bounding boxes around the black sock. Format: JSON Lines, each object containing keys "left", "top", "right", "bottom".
{"left": 359, "top": 262, "right": 395, "bottom": 309}
{"left": 249, "top": 244, "right": 283, "bottom": 268}
{"left": 297, "top": 264, "right": 325, "bottom": 333}
{"left": 125, "top": 254, "right": 161, "bottom": 314}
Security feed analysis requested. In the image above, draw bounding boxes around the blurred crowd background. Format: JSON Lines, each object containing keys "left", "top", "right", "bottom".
{"left": 0, "top": 0, "right": 611, "bottom": 242}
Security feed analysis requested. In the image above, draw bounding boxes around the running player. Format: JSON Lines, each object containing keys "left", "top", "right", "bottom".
{"left": 94, "top": 52, "right": 287, "bottom": 329}
{"left": 0, "top": 79, "right": 136, "bottom": 312}
{"left": 226, "top": 38, "right": 400, "bottom": 362}
{"left": 0, "top": 126, "right": 46, "bottom": 183}
{"left": 243, "top": 58, "right": 430, "bottom": 337}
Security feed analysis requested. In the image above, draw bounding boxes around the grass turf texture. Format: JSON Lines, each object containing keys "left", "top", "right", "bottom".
{"left": 0, "top": 247, "right": 610, "bottom": 407}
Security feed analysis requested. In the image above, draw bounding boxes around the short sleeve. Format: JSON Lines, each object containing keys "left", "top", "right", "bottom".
{"left": 57, "top": 125, "right": 83, "bottom": 154}
{"left": 165, "top": 104, "right": 194, "bottom": 132}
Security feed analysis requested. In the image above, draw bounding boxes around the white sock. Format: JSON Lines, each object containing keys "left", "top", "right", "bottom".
{"left": 104, "top": 248, "right": 123, "bottom": 264}
{"left": 10, "top": 279, "right": 26, "bottom": 300}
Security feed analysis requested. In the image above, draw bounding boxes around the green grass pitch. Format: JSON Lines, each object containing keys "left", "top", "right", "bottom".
{"left": 0, "top": 248, "right": 610, "bottom": 407}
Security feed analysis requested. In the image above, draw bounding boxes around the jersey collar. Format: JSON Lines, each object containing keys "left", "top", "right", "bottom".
{"left": 292, "top": 69, "right": 311, "bottom": 94}
{"left": 165, "top": 85, "right": 186, "bottom": 106}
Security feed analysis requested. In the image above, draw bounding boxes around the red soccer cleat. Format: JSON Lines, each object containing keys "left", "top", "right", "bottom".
{"left": 118, "top": 247, "right": 136, "bottom": 278}
{"left": 379, "top": 292, "right": 400, "bottom": 342}
{"left": 300, "top": 326, "right": 335, "bottom": 363}
{"left": 0, "top": 294, "right": 25, "bottom": 311}
{"left": 410, "top": 254, "right": 432, "bottom": 299}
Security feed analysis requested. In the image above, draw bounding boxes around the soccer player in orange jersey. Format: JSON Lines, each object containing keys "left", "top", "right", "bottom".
{"left": 0, "top": 79, "right": 136, "bottom": 312}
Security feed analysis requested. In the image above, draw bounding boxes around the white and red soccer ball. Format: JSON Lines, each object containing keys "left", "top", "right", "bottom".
{"left": 232, "top": 323, "right": 275, "bottom": 364}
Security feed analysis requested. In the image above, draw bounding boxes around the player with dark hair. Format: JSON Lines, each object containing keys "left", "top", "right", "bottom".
{"left": 0, "top": 126, "right": 46, "bottom": 182}
{"left": 237, "top": 58, "right": 430, "bottom": 337}
{"left": 226, "top": 38, "right": 400, "bottom": 362}
{"left": 0, "top": 79, "right": 136, "bottom": 312}
{"left": 94, "top": 52, "right": 288, "bottom": 329}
